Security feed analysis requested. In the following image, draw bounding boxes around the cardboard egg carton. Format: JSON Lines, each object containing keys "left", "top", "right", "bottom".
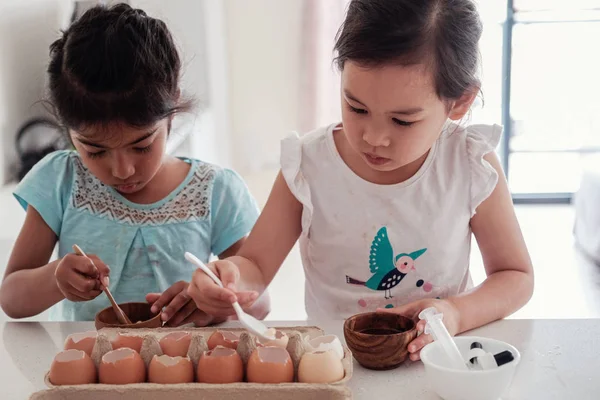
{"left": 33, "top": 326, "right": 353, "bottom": 400}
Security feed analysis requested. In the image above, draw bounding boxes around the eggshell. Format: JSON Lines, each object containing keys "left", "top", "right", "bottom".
{"left": 99, "top": 348, "right": 146, "bottom": 384}
{"left": 247, "top": 346, "right": 294, "bottom": 383}
{"left": 207, "top": 330, "right": 240, "bottom": 350}
{"left": 49, "top": 349, "right": 97, "bottom": 385}
{"left": 298, "top": 349, "right": 345, "bottom": 383}
{"left": 255, "top": 330, "right": 289, "bottom": 348}
{"left": 197, "top": 346, "right": 244, "bottom": 384}
{"left": 64, "top": 331, "right": 98, "bottom": 356}
{"left": 111, "top": 333, "right": 144, "bottom": 353}
{"left": 159, "top": 331, "right": 192, "bottom": 357}
{"left": 306, "top": 334, "right": 344, "bottom": 360}
{"left": 148, "top": 355, "right": 194, "bottom": 384}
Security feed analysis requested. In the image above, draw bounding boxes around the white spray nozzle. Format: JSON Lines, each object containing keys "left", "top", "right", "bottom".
{"left": 418, "top": 307, "right": 469, "bottom": 371}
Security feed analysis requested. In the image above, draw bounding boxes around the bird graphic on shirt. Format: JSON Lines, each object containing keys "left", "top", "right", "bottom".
{"left": 346, "top": 227, "right": 427, "bottom": 299}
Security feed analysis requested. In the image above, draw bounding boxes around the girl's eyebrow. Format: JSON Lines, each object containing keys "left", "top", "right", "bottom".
{"left": 344, "top": 90, "right": 423, "bottom": 115}
{"left": 77, "top": 128, "right": 159, "bottom": 149}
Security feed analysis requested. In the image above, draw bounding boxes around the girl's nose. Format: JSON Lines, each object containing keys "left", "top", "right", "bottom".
{"left": 363, "top": 129, "right": 391, "bottom": 147}
{"left": 112, "top": 154, "right": 135, "bottom": 180}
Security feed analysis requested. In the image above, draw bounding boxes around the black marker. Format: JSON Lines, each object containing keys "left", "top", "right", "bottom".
{"left": 469, "top": 342, "right": 484, "bottom": 364}
{"left": 471, "top": 350, "right": 515, "bottom": 370}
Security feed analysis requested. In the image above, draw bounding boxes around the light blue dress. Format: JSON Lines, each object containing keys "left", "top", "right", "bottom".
{"left": 13, "top": 151, "right": 259, "bottom": 321}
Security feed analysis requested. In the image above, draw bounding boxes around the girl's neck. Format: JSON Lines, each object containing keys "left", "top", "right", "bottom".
{"left": 333, "top": 129, "right": 429, "bottom": 186}
{"left": 120, "top": 156, "right": 190, "bottom": 204}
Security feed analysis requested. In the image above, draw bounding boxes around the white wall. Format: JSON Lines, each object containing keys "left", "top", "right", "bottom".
{"left": 224, "top": 0, "right": 305, "bottom": 173}
{"left": 0, "top": 0, "right": 73, "bottom": 184}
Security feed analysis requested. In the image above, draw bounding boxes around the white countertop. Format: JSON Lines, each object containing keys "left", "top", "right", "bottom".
{"left": 1, "top": 318, "right": 599, "bottom": 400}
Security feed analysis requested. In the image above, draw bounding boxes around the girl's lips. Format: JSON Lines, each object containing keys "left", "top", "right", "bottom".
{"left": 363, "top": 153, "right": 391, "bottom": 166}
{"left": 115, "top": 183, "right": 140, "bottom": 193}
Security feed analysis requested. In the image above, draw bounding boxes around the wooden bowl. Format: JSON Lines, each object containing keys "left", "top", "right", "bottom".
{"left": 343, "top": 312, "right": 417, "bottom": 370}
{"left": 95, "top": 302, "right": 163, "bottom": 329}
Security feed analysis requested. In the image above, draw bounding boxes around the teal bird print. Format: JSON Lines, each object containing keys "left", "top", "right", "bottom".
{"left": 346, "top": 227, "right": 427, "bottom": 299}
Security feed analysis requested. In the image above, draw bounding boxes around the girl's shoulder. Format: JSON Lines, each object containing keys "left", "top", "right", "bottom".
{"left": 439, "top": 123, "right": 502, "bottom": 155}
{"left": 437, "top": 123, "right": 503, "bottom": 216}
{"left": 13, "top": 150, "right": 80, "bottom": 235}
{"left": 281, "top": 123, "right": 334, "bottom": 155}
{"left": 27, "top": 149, "right": 80, "bottom": 174}
{"left": 182, "top": 158, "right": 259, "bottom": 255}
{"left": 16, "top": 149, "right": 81, "bottom": 192}
{"left": 279, "top": 123, "right": 338, "bottom": 176}
{"left": 181, "top": 158, "right": 249, "bottom": 193}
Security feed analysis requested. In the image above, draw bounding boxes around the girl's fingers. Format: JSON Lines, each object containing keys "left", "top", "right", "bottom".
{"left": 161, "top": 291, "right": 191, "bottom": 321}
{"left": 72, "top": 258, "right": 98, "bottom": 278}
{"left": 150, "top": 285, "right": 181, "bottom": 314}
{"left": 214, "top": 261, "right": 240, "bottom": 291}
{"left": 165, "top": 300, "right": 197, "bottom": 327}
{"left": 192, "top": 280, "right": 237, "bottom": 304}
{"left": 181, "top": 309, "right": 215, "bottom": 327}
{"left": 67, "top": 287, "right": 102, "bottom": 301}
{"left": 69, "top": 271, "right": 98, "bottom": 293}
{"left": 235, "top": 291, "right": 259, "bottom": 307}
{"left": 416, "top": 319, "right": 427, "bottom": 334}
{"left": 410, "top": 350, "right": 423, "bottom": 362}
{"left": 146, "top": 293, "right": 161, "bottom": 304}
{"left": 408, "top": 333, "right": 433, "bottom": 354}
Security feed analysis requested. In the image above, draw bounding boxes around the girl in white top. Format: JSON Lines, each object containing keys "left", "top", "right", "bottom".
{"left": 189, "top": 0, "right": 534, "bottom": 361}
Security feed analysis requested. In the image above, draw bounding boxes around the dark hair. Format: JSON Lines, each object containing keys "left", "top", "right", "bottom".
{"left": 334, "top": 0, "right": 482, "bottom": 102}
{"left": 47, "top": 3, "right": 192, "bottom": 132}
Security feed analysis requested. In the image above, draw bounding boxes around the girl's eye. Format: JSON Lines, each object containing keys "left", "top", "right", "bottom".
{"left": 134, "top": 145, "right": 152, "bottom": 154}
{"left": 349, "top": 105, "right": 368, "bottom": 115}
{"left": 393, "top": 118, "right": 414, "bottom": 127}
{"left": 87, "top": 151, "right": 106, "bottom": 159}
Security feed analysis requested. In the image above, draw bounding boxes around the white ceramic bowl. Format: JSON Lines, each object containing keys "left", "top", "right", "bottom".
{"left": 420, "top": 336, "right": 521, "bottom": 400}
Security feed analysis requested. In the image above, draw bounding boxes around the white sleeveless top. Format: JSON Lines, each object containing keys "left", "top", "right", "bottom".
{"left": 280, "top": 122, "right": 501, "bottom": 320}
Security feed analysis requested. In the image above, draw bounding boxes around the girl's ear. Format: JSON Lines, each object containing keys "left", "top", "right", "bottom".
{"left": 448, "top": 88, "right": 478, "bottom": 121}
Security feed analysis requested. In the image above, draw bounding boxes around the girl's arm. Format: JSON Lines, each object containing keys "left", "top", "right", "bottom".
{"left": 451, "top": 152, "right": 534, "bottom": 333}
{"left": 0, "top": 207, "right": 63, "bottom": 318}
{"left": 188, "top": 171, "right": 302, "bottom": 316}
{"left": 1, "top": 206, "right": 109, "bottom": 318}
{"left": 227, "top": 170, "right": 303, "bottom": 293}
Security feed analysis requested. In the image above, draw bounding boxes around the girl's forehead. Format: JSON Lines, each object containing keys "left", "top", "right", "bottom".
{"left": 341, "top": 61, "right": 439, "bottom": 109}
{"left": 70, "top": 121, "right": 163, "bottom": 147}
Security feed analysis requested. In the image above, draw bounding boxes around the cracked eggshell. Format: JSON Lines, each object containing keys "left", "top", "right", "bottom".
{"left": 49, "top": 349, "right": 97, "bottom": 385}
{"left": 64, "top": 331, "right": 97, "bottom": 357}
{"left": 99, "top": 348, "right": 146, "bottom": 384}
{"left": 306, "top": 334, "right": 344, "bottom": 360}
{"left": 255, "top": 330, "right": 289, "bottom": 348}
{"left": 207, "top": 330, "right": 240, "bottom": 350}
{"left": 111, "top": 332, "right": 144, "bottom": 353}
{"left": 298, "top": 349, "right": 345, "bottom": 383}
{"left": 197, "top": 346, "right": 244, "bottom": 383}
{"left": 247, "top": 346, "right": 294, "bottom": 383}
{"left": 159, "top": 331, "right": 192, "bottom": 357}
{"left": 148, "top": 355, "right": 194, "bottom": 384}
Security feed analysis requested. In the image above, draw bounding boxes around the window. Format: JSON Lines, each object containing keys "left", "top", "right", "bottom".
{"left": 501, "top": 0, "right": 600, "bottom": 202}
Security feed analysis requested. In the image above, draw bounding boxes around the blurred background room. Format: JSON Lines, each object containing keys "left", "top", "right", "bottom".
{"left": 0, "top": 0, "right": 599, "bottom": 322}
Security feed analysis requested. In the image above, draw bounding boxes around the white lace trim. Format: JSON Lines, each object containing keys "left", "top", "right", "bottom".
{"left": 71, "top": 157, "right": 215, "bottom": 226}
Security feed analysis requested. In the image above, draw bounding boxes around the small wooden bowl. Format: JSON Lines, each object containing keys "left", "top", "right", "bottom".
{"left": 95, "top": 302, "right": 163, "bottom": 330}
{"left": 343, "top": 312, "right": 417, "bottom": 370}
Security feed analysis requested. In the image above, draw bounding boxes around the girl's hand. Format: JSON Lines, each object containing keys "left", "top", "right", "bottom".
{"left": 377, "top": 298, "right": 461, "bottom": 361}
{"left": 55, "top": 253, "right": 110, "bottom": 302}
{"left": 187, "top": 260, "right": 259, "bottom": 318}
{"left": 146, "top": 280, "right": 213, "bottom": 327}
